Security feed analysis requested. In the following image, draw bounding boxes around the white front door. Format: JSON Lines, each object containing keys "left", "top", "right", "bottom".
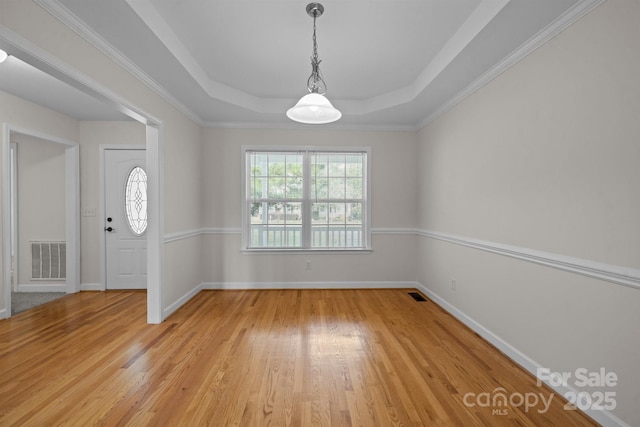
{"left": 105, "top": 149, "right": 147, "bottom": 289}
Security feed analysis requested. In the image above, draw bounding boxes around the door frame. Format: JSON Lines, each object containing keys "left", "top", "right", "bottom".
{"left": 0, "top": 28, "right": 164, "bottom": 323}
{"left": 9, "top": 142, "right": 17, "bottom": 293}
{"left": 99, "top": 145, "right": 146, "bottom": 291}
{"left": 1, "top": 124, "right": 81, "bottom": 317}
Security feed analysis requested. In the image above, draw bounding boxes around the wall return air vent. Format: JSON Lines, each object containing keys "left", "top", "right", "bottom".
{"left": 31, "top": 241, "right": 66, "bottom": 280}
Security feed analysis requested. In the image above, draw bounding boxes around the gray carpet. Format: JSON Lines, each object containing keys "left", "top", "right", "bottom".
{"left": 11, "top": 292, "right": 66, "bottom": 315}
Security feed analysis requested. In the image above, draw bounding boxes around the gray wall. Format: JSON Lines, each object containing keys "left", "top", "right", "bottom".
{"left": 1, "top": 0, "right": 638, "bottom": 425}
{"left": 416, "top": 1, "right": 639, "bottom": 425}
{"left": 15, "top": 134, "right": 66, "bottom": 288}
{"left": 201, "top": 128, "right": 418, "bottom": 287}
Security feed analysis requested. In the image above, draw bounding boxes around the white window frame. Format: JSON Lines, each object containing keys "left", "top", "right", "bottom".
{"left": 241, "top": 146, "right": 371, "bottom": 252}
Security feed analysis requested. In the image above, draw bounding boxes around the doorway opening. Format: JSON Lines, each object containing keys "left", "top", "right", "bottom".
{"left": 1, "top": 32, "right": 164, "bottom": 323}
{"left": 2, "top": 126, "right": 80, "bottom": 316}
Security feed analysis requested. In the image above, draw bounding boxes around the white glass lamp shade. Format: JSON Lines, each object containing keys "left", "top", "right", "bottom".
{"left": 0, "top": 49, "right": 8, "bottom": 63}
{"left": 286, "top": 93, "right": 342, "bottom": 124}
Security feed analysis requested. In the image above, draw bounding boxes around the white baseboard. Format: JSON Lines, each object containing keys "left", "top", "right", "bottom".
{"left": 80, "top": 283, "right": 104, "bottom": 291}
{"left": 108, "top": 282, "right": 411, "bottom": 309}
{"left": 157, "top": 279, "right": 627, "bottom": 426}
{"left": 163, "top": 281, "right": 416, "bottom": 320}
{"left": 0, "top": 307, "right": 7, "bottom": 319}
{"left": 415, "top": 283, "right": 629, "bottom": 427}
{"left": 17, "top": 283, "right": 66, "bottom": 292}
{"left": 202, "top": 281, "right": 417, "bottom": 290}
{"left": 163, "top": 283, "right": 204, "bottom": 320}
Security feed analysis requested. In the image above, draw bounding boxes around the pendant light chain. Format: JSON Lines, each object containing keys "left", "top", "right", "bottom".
{"left": 312, "top": 13, "right": 319, "bottom": 65}
{"left": 308, "top": 8, "right": 325, "bottom": 95}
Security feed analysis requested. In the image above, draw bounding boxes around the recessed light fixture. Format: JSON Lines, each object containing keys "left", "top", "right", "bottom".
{"left": 0, "top": 49, "right": 8, "bottom": 63}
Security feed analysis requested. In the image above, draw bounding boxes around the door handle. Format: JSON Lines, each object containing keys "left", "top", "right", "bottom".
{"left": 105, "top": 226, "right": 115, "bottom": 232}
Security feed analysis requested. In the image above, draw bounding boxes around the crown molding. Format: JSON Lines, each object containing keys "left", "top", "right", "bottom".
{"left": 124, "top": 0, "right": 509, "bottom": 119}
{"left": 201, "top": 120, "right": 419, "bottom": 132}
{"left": 35, "top": 0, "right": 205, "bottom": 126}
{"left": 35, "top": 0, "right": 605, "bottom": 132}
{"left": 0, "top": 25, "right": 159, "bottom": 125}
{"left": 417, "top": 0, "right": 606, "bottom": 130}
{"left": 32, "top": 1, "right": 417, "bottom": 132}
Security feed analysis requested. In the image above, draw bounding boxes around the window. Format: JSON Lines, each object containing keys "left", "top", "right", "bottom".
{"left": 124, "top": 166, "right": 148, "bottom": 235}
{"left": 244, "top": 148, "right": 369, "bottom": 250}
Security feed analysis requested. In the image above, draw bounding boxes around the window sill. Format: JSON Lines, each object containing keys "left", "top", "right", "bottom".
{"left": 241, "top": 248, "right": 372, "bottom": 255}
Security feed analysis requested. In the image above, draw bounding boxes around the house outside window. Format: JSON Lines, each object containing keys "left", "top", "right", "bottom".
{"left": 243, "top": 147, "right": 370, "bottom": 251}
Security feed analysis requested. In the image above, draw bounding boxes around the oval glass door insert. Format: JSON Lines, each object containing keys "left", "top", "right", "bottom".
{"left": 125, "top": 166, "right": 148, "bottom": 235}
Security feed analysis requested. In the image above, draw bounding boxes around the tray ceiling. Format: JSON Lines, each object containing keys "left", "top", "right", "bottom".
{"left": 2, "top": 0, "right": 602, "bottom": 129}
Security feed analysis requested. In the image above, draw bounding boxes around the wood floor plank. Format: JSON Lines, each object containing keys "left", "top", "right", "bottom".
{"left": 0, "top": 289, "right": 598, "bottom": 426}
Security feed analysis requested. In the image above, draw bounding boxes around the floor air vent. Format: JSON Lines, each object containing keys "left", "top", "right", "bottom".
{"left": 408, "top": 292, "right": 427, "bottom": 302}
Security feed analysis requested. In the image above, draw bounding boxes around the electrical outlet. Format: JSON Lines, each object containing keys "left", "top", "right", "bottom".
{"left": 450, "top": 279, "right": 456, "bottom": 291}
{"left": 305, "top": 260, "right": 312, "bottom": 270}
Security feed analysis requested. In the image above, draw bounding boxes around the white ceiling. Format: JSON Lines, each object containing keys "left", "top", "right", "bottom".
{"left": 2, "top": 0, "right": 600, "bottom": 129}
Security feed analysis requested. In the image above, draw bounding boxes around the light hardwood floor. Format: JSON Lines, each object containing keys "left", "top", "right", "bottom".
{"left": 0, "top": 289, "right": 597, "bottom": 426}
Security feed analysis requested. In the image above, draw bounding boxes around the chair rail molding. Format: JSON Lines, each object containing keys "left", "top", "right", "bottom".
{"left": 163, "top": 227, "right": 640, "bottom": 291}
{"left": 418, "top": 229, "right": 640, "bottom": 291}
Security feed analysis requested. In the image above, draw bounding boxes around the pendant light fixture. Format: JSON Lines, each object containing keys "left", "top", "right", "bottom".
{"left": 286, "top": 3, "right": 342, "bottom": 124}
